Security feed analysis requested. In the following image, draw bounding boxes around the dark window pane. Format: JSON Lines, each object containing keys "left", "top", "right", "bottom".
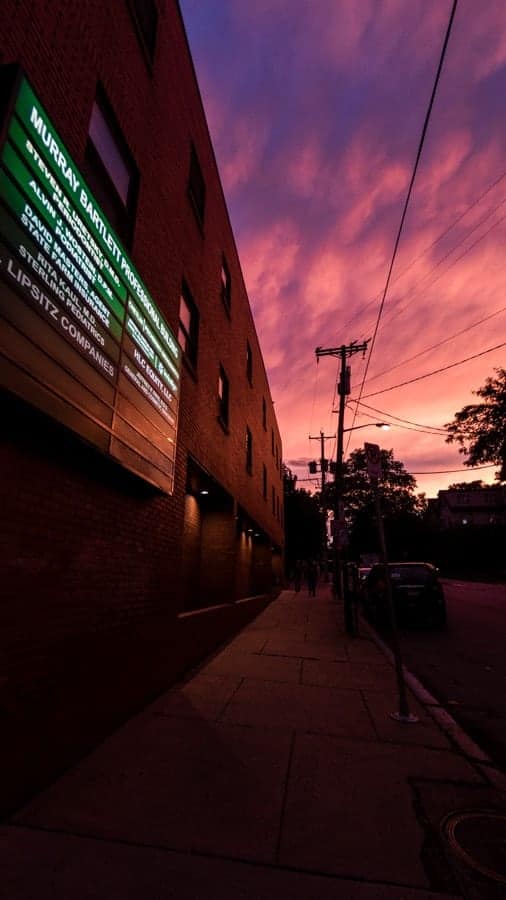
{"left": 246, "top": 427, "right": 252, "bottom": 473}
{"left": 178, "top": 283, "right": 199, "bottom": 367}
{"left": 221, "top": 255, "right": 231, "bottom": 308}
{"left": 130, "top": 0, "right": 158, "bottom": 60}
{"left": 246, "top": 341, "right": 253, "bottom": 384}
{"left": 218, "top": 366, "right": 229, "bottom": 426}
{"left": 84, "top": 89, "right": 138, "bottom": 247}
{"left": 89, "top": 102, "right": 131, "bottom": 204}
{"left": 188, "top": 143, "right": 206, "bottom": 225}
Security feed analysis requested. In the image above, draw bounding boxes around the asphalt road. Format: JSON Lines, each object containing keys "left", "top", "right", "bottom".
{"left": 388, "top": 579, "right": 506, "bottom": 771}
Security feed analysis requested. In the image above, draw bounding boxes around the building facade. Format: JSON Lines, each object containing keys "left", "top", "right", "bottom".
{"left": 438, "top": 486, "right": 506, "bottom": 528}
{"left": 0, "top": 0, "right": 283, "bottom": 813}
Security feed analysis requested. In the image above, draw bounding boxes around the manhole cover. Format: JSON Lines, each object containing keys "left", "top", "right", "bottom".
{"left": 441, "top": 809, "right": 506, "bottom": 885}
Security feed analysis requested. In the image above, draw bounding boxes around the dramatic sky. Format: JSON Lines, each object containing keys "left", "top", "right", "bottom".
{"left": 179, "top": 0, "right": 506, "bottom": 498}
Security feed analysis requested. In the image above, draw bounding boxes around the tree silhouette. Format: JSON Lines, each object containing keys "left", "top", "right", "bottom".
{"left": 445, "top": 368, "right": 506, "bottom": 482}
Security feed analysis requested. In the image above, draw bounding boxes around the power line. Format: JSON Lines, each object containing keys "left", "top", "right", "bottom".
{"left": 349, "top": 410, "right": 448, "bottom": 436}
{"left": 410, "top": 464, "right": 496, "bottom": 474}
{"left": 353, "top": 0, "right": 459, "bottom": 423}
{"left": 380, "top": 206, "right": 506, "bottom": 330}
{"left": 359, "top": 340, "right": 506, "bottom": 399}
{"left": 362, "top": 305, "right": 506, "bottom": 387}
{"left": 339, "top": 167, "right": 506, "bottom": 335}
{"left": 348, "top": 399, "right": 448, "bottom": 433}
{"left": 308, "top": 359, "right": 321, "bottom": 441}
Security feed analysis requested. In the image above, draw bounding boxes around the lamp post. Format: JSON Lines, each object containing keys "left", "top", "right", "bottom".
{"left": 342, "top": 422, "right": 390, "bottom": 432}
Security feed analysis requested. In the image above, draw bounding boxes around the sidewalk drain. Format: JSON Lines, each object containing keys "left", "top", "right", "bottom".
{"left": 440, "top": 809, "right": 506, "bottom": 885}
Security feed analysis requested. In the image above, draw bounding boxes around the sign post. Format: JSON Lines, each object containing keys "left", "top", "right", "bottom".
{"left": 365, "top": 443, "right": 418, "bottom": 724}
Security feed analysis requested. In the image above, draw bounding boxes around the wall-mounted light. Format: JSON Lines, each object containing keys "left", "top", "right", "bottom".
{"left": 200, "top": 489, "right": 209, "bottom": 495}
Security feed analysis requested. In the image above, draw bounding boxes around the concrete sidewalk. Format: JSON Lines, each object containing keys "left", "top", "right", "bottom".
{"left": 3, "top": 583, "right": 506, "bottom": 898}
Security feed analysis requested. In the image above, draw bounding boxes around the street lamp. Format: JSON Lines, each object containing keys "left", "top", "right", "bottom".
{"left": 342, "top": 421, "right": 390, "bottom": 432}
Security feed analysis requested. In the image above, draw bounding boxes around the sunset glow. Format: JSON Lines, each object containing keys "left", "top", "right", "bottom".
{"left": 181, "top": 0, "right": 506, "bottom": 497}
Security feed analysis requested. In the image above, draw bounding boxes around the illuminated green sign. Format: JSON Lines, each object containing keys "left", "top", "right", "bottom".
{"left": 0, "top": 74, "right": 180, "bottom": 493}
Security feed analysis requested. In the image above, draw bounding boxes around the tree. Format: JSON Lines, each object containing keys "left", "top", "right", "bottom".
{"left": 342, "top": 447, "right": 421, "bottom": 522}
{"left": 445, "top": 368, "right": 506, "bottom": 481}
{"left": 326, "top": 448, "right": 427, "bottom": 560}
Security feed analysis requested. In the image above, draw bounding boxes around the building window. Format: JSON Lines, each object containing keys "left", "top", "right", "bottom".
{"left": 128, "top": 0, "right": 158, "bottom": 62}
{"left": 178, "top": 282, "right": 199, "bottom": 368}
{"left": 188, "top": 142, "right": 206, "bottom": 227}
{"left": 272, "top": 486, "right": 276, "bottom": 514}
{"left": 262, "top": 397, "right": 267, "bottom": 430}
{"left": 218, "top": 365, "right": 229, "bottom": 428}
{"left": 271, "top": 428, "right": 275, "bottom": 455}
{"left": 84, "top": 88, "right": 138, "bottom": 246}
{"left": 246, "top": 340, "right": 253, "bottom": 385}
{"left": 275, "top": 444, "right": 279, "bottom": 468}
{"left": 246, "top": 426, "right": 253, "bottom": 474}
{"left": 220, "top": 255, "right": 231, "bottom": 312}
{"left": 276, "top": 495, "right": 280, "bottom": 521}
{"left": 262, "top": 464, "right": 267, "bottom": 499}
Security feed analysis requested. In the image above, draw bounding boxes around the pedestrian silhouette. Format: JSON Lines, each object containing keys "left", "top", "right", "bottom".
{"left": 293, "top": 560, "right": 302, "bottom": 592}
{"left": 307, "top": 559, "right": 318, "bottom": 596}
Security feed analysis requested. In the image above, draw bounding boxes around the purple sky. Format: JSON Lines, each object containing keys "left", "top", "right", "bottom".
{"left": 180, "top": 0, "right": 506, "bottom": 498}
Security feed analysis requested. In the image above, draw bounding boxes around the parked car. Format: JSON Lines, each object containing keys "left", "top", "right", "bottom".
{"left": 358, "top": 566, "right": 372, "bottom": 583}
{"left": 363, "top": 562, "right": 447, "bottom": 627}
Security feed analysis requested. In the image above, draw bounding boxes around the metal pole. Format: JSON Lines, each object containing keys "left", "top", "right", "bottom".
{"left": 334, "top": 348, "right": 346, "bottom": 602}
{"left": 319, "top": 431, "right": 329, "bottom": 582}
{"left": 374, "top": 485, "right": 418, "bottom": 723}
{"left": 309, "top": 431, "right": 334, "bottom": 583}
{"left": 315, "top": 340, "right": 369, "bottom": 611}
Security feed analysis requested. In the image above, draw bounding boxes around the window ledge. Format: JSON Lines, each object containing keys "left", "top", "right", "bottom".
{"left": 221, "top": 296, "right": 232, "bottom": 320}
{"left": 126, "top": 0, "right": 157, "bottom": 75}
{"left": 187, "top": 188, "right": 205, "bottom": 237}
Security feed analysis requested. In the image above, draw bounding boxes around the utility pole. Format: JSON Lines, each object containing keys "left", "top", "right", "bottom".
{"left": 309, "top": 430, "right": 334, "bottom": 581}
{"left": 315, "top": 341, "right": 369, "bottom": 618}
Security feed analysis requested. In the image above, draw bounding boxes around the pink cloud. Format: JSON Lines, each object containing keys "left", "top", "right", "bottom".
{"left": 181, "top": 0, "right": 506, "bottom": 496}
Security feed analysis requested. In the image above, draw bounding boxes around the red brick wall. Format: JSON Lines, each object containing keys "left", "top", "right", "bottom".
{"left": 0, "top": 0, "right": 284, "bottom": 810}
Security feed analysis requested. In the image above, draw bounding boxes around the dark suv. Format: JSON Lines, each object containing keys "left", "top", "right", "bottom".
{"left": 363, "top": 562, "right": 447, "bottom": 627}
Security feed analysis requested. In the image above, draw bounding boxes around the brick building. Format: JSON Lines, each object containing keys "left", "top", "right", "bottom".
{"left": 0, "top": 0, "right": 284, "bottom": 813}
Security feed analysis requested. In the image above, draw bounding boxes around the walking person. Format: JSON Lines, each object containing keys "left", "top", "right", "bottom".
{"left": 293, "top": 559, "right": 302, "bottom": 593}
{"left": 307, "top": 559, "right": 318, "bottom": 597}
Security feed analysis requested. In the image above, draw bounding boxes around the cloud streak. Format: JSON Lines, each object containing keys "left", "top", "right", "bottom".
{"left": 181, "top": 0, "right": 506, "bottom": 495}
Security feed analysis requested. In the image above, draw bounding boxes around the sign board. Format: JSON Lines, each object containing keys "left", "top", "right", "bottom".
{"left": 364, "top": 442, "right": 382, "bottom": 480}
{"left": 0, "top": 73, "right": 180, "bottom": 493}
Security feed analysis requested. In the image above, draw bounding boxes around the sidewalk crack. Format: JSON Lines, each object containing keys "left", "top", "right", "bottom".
{"left": 274, "top": 729, "right": 297, "bottom": 865}
{"left": 216, "top": 677, "right": 245, "bottom": 721}
{"left": 359, "top": 689, "right": 381, "bottom": 741}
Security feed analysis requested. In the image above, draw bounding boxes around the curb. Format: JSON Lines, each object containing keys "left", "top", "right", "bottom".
{"left": 361, "top": 616, "right": 506, "bottom": 794}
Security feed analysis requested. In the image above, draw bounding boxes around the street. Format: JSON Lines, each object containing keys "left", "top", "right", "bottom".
{"left": 389, "top": 579, "right": 506, "bottom": 772}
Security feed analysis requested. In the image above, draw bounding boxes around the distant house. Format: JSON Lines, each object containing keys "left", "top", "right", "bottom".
{"left": 438, "top": 486, "right": 506, "bottom": 528}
